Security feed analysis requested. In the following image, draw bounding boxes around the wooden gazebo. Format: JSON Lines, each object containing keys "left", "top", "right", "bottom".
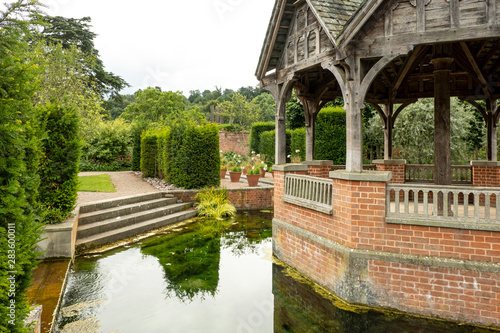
{"left": 256, "top": 0, "right": 500, "bottom": 186}
{"left": 257, "top": 0, "right": 500, "bottom": 328}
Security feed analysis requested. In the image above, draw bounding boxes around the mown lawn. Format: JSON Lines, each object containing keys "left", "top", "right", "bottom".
{"left": 78, "top": 174, "right": 116, "bottom": 192}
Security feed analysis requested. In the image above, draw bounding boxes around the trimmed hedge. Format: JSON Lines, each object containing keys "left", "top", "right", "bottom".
{"left": 131, "top": 122, "right": 147, "bottom": 171}
{"left": 315, "top": 106, "right": 346, "bottom": 164}
{"left": 140, "top": 130, "right": 159, "bottom": 178}
{"left": 250, "top": 122, "right": 275, "bottom": 154}
{"left": 39, "top": 104, "right": 82, "bottom": 224}
{"left": 291, "top": 128, "right": 306, "bottom": 161}
{"left": 168, "top": 122, "right": 220, "bottom": 189}
{"left": 259, "top": 129, "right": 292, "bottom": 165}
{"left": 140, "top": 122, "right": 220, "bottom": 189}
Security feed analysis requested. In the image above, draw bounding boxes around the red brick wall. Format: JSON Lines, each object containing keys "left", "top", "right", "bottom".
{"left": 473, "top": 165, "right": 500, "bottom": 187}
{"left": 369, "top": 261, "right": 500, "bottom": 326}
{"left": 307, "top": 165, "right": 331, "bottom": 178}
{"left": 167, "top": 187, "right": 273, "bottom": 210}
{"left": 219, "top": 131, "right": 249, "bottom": 156}
{"left": 274, "top": 167, "right": 500, "bottom": 326}
{"left": 375, "top": 163, "right": 405, "bottom": 183}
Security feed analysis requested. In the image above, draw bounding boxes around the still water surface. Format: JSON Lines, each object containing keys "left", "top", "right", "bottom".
{"left": 55, "top": 211, "right": 498, "bottom": 333}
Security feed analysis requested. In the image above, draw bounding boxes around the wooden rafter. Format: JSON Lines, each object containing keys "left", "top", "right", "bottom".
{"left": 391, "top": 45, "right": 429, "bottom": 99}
{"left": 460, "top": 42, "right": 490, "bottom": 97}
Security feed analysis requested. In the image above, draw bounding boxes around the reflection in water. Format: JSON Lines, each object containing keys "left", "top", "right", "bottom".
{"left": 55, "top": 211, "right": 498, "bottom": 333}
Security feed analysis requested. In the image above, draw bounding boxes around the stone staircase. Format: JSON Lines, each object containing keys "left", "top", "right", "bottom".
{"left": 76, "top": 193, "right": 197, "bottom": 252}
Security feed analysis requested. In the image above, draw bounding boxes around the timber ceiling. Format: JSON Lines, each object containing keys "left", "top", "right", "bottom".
{"left": 365, "top": 39, "right": 500, "bottom": 104}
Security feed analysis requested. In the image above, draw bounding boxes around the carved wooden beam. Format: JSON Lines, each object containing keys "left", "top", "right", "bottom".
{"left": 391, "top": 45, "right": 428, "bottom": 99}
{"left": 460, "top": 42, "right": 490, "bottom": 98}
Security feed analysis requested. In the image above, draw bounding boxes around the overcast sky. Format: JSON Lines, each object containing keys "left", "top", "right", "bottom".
{"left": 42, "top": 0, "right": 275, "bottom": 96}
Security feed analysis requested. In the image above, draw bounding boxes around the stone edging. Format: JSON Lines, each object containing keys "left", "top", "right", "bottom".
{"left": 273, "top": 218, "right": 500, "bottom": 274}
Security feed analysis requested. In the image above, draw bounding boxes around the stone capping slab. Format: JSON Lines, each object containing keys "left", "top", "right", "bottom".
{"left": 283, "top": 196, "right": 333, "bottom": 215}
{"left": 273, "top": 163, "right": 308, "bottom": 172}
{"left": 372, "top": 159, "right": 407, "bottom": 165}
{"left": 386, "top": 217, "right": 500, "bottom": 232}
{"left": 470, "top": 160, "right": 500, "bottom": 167}
{"left": 330, "top": 170, "right": 392, "bottom": 182}
{"left": 273, "top": 218, "right": 500, "bottom": 274}
{"left": 301, "top": 160, "right": 334, "bottom": 166}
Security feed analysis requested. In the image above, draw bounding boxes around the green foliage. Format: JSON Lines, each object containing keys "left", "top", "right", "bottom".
{"left": 217, "top": 93, "right": 256, "bottom": 130}
{"left": 315, "top": 107, "right": 347, "bottom": 164}
{"left": 259, "top": 130, "right": 292, "bottom": 165}
{"left": 131, "top": 121, "right": 148, "bottom": 171}
{"left": 286, "top": 91, "right": 305, "bottom": 130}
{"left": 167, "top": 122, "right": 220, "bottom": 189}
{"left": 291, "top": 128, "right": 306, "bottom": 162}
{"left": 140, "top": 130, "right": 159, "bottom": 178}
{"left": 251, "top": 92, "right": 275, "bottom": 122}
{"left": 246, "top": 167, "right": 262, "bottom": 175}
{"left": 0, "top": 2, "right": 45, "bottom": 330}
{"left": 82, "top": 119, "right": 131, "bottom": 165}
{"left": 229, "top": 166, "right": 242, "bottom": 172}
{"left": 156, "top": 127, "right": 170, "bottom": 180}
{"left": 31, "top": 41, "right": 106, "bottom": 143}
{"left": 38, "top": 15, "right": 129, "bottom": 98}
{"left": 393, "top": 98, "right": 475, "bottom": 164}
{"left": 39, "top": 104, "right": 82, "bottom": 224}
{"left": 195, "top": 187, "right": 236, "bottom": 221}
{"left": 121, "top": 88, "right": 185, "bottom": 123}
{"left": 250, "top": 122, "right": 275, "bottom": 154}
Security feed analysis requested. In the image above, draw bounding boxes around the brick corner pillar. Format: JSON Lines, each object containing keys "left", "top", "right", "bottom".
{"left": 372, "top": 159, "right": 406, "bottom": 184}
{"left": 471, "top": 160, "right": 500, "bottom": 187}
{"left": 329, "top": 170, "right": 392, "bottom": 249}
{"left": 302, "top": 160, "right": 333, "bottom": 178}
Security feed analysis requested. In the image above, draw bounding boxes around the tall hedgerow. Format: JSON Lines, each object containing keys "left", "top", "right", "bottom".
{"left": 291, "top": 128, "right": 306, "bottom": 161}
{"left": 156, "top": 127, "right": 170, "bottom": 180}
{"left": 140, "top": 129, "right": 159, "bottom": 178}
{"left": 0, "top": 1, "right": 45, "bottom": 331}
{"left": 38, "top": 104, "right": 82, "bottom": 224}
{"left": 259, "top": 129, "right": 292, "bottom": 165}
{"left": 250, "top": 122, "right": 275, "bottom": 154}
{"left": 168, "top": 122, "right": 220, "bottom": 189}
{"left": 315, "top": 107, "right": 346, "bottom": 164}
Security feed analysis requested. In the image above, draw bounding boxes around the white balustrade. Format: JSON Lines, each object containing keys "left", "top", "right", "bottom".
{"left": 283, "top": 174, "right": 333, "bottom": 215}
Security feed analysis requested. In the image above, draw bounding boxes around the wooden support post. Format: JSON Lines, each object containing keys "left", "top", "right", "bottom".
{"left": 384, "top": 103, "right": 394, "bottom": 160}
{"left": 486, "top": 100, "right": 498, "bottom": 161}
{"left": 302, "top": 99, "right": 321, "bottom": 162}
{"left": 432, "top": 56, "right": 454, "bottom": 215}
{"left": 345, "top": 81, "right": 364, "bottom": 173}
{"left": 276, "top": 99, "right": 287, "bottom": 165}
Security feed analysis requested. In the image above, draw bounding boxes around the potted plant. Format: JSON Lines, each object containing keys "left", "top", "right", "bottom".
{"left": 259, "top": 163, "right": 267, "bottom": 177}
{"left": 246, "top": 167, "right": 261, "bottom": 187}
{"left": 229, "top": 166, "right": 242, "bottom": 182}
{"left": 268, "top": 166, "right": 274, "bottom": 178}
{"left": 220, "top": 164, "right": 227, "bottom": 179}
{"left": 241, "top": 162, "right": 251, "bottom": 175}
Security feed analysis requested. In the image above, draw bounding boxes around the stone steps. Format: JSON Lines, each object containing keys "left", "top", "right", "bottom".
{"left": 76, "top": 193, "right": 197, "bottom": 252}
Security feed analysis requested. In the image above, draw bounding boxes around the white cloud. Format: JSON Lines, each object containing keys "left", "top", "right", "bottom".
{"left": 44, "top": 0, "right": 275, "bottom": 95}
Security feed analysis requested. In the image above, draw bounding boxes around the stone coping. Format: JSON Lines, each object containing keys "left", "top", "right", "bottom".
{"left": 330, "top": 170, "right": 392, "bottom": 182}
{"left": 43, "top": 215, "right": 77, "bottom": 232}
{"left": 301, "top": 160, "right": 333, "bottom": 166}
{"left": 372, "top": 159, "right": 407, "bottom": 165}
{"left": 470, "top": 160, "right": 500, "bottom": 167}
{"left": 273, "top": 164, "right": 308, "bottom": 172}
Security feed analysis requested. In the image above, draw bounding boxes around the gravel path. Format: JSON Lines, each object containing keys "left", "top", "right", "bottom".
{"left": 77, "top": 171, "right": 159, "bottom": 205}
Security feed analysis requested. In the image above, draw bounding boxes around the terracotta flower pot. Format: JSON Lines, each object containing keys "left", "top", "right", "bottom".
{"left": 260, "top": 168, "right": 266, "bottom": 177}
{"left": 242, "top": 167, "right": 248, "bottom": 175}
{"left": 247, "top": 174, "right": 260, "bottom": 187}
{"left": 221, "top": 169, "right": 227, "bottom": 179}
{"left": 271, "top": 171, "right": 274, "bottom": 178}
{"left": 229, "top": 171, "right": 241, "bottom": 182}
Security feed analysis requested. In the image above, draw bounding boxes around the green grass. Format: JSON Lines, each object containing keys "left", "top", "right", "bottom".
{"left": 78, "top": 174, "right": 116, "bottom": 192}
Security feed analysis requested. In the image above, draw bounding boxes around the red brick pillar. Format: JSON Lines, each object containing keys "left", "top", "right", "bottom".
{"left": 303, "top": 160, "right": 333, "bottom": 178}
{"left": 471, "top": 161, "right": 500, "bottom": 187}
{"left": 330, "top": 170, "right": 392, "bottom": 249}
{"left": 373, "top": 159, "right": 406, "bottom": 184}
{"left": 273, "top": 164, "right": 308, "bottom": 220}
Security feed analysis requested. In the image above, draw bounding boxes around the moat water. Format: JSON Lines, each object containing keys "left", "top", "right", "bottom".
{"left": 55, "top": 211, "right": 498, "bottom": 333}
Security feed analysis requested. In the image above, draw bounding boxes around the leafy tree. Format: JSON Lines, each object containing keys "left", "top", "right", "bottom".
{"left": 31, "top": 41, "right": 105, "bottom": 142}
{"left": 217, "top": 93, "right": 256, "bottom": 129}
{"left": 105, "top": 94, "right": 136, "bottom": 120}
{"left": 0, "top": 1, "right": 44, "bottom": 331}
{"left": 120, "top": 88, "right": 185, "bottom": 123}
{"left": 286, "top": 91, "right": 305, "bottom": 130}
{"left": 37, "top": 15, "right": 129, "bottom": 98}
{"left": 251, "top": 93, "right": 275, "bottom": 122}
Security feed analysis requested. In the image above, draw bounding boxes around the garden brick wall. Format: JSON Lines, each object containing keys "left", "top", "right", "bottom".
{"left": 273, "top": 167, "right": 500, "bottom": 327}
{"left": 473, "top": 165, "right": 500, "bottom": 187}
{"left": 219, "top": 131, "right": 249, "bottom": 156}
